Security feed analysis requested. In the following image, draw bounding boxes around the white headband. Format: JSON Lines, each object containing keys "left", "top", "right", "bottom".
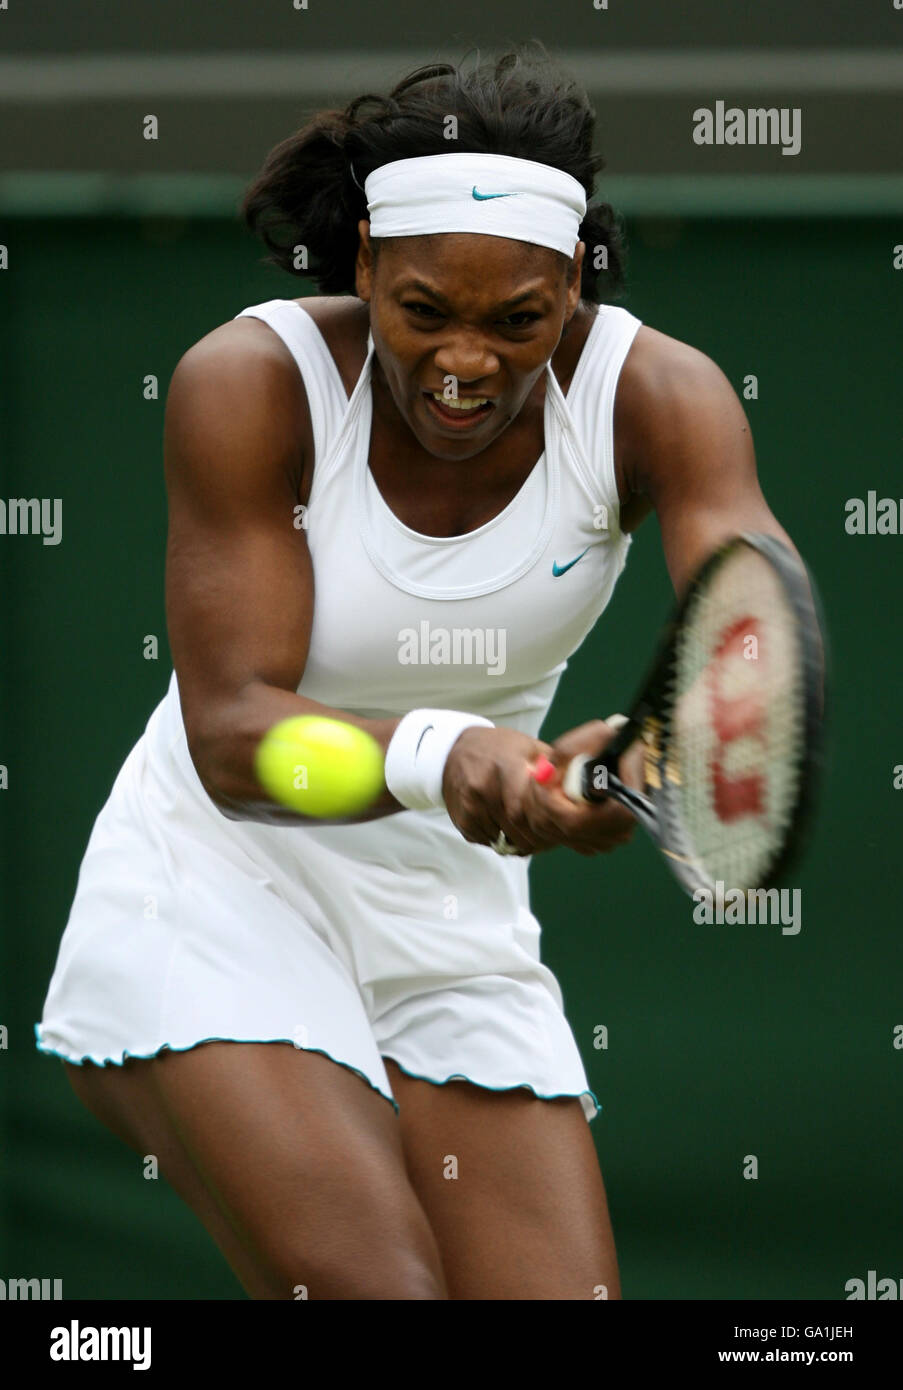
{"left": 363, "top": 153, "right": 587, "bottom": 259}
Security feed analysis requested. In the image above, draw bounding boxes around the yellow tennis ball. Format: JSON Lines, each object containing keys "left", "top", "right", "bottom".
{"left": 254, "top": 715, "right": 384, "bottom": 818}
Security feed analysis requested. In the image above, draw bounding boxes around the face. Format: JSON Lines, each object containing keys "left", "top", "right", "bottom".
{"left": 355, "top": 223, "right": 585, "bottom": 460}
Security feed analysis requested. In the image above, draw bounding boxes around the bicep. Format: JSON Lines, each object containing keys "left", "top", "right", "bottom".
{"left": 621, "top": 331, "right": 796, "bottom": 596}
{"left": 163, "top": 328, "right": 311, "bottom": 747}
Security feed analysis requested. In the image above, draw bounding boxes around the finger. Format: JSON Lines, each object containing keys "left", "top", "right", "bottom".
{"left": 450, "top": 782, "right": 506, "bottom": 848}
{"left": 496, "top": 775, "right": 564, "bottom": 855}
{"left": 570, "top": 823, "right": 637, "bottom": 855}
{"left": 534, "top": 781, "right": 638, "bottom": 836}
{"left": 548, "top": 719, "right": 615, "bottom": 764}
{"left": 618, "top": 736, "right": 646, "bottom": 792}
{"left": 506, "top": 763, "right": 594, "bottom": 851}
{"left": 519, "top": 783, "right": 638, "bottom": 860}
{"left": 457, "top": 764, "right": 543, "bottom": 854}
{"left": 493, "top": 814, "right": 536, "bottom": 856}
{"left": 518, "top": 776, "right": 580, "bottom": 847}
{"left": 454, "top": 741, "right": 576, "bottom": 854}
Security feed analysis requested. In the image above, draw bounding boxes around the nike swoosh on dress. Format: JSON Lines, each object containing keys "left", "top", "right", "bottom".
{"left": 551, "top": 548, "right": 590, "bottom": 577}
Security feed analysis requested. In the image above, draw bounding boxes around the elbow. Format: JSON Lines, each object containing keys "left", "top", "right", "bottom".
{"left": 203, "top": 785, "right": 248, "bottom": 823}
{"left": 184, "top": 718, "right": 257, "bottom": 822}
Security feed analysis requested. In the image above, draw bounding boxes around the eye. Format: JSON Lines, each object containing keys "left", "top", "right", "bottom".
{"left": 403, "top": 301, "right": 443, "bottom": 317}
{"left": 500, "top": 312, "right": 541, "bottom": 328}
{"left": 402, "top": 302, "right": 541, "bottom": 329}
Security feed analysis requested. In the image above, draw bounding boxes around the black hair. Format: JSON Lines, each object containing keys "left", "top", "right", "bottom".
{"left": 241, "top": 43, "right": 627, "bottom": 304}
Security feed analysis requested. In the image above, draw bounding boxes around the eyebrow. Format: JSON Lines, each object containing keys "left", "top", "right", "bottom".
{"left": 396, "top": 279, "right": 551, "bottom": 312}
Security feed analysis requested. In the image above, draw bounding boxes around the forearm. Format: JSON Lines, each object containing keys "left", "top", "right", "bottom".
{"left": 187, "top": 678, "right": 404, "bottom": 826}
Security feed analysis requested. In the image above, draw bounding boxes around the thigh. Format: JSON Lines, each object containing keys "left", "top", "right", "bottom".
{"left": 384, "top": 1058, "right": 620, "bottom": 1300}
{"left": 65, "top": 1042, "right": 447, "bottom": 1300}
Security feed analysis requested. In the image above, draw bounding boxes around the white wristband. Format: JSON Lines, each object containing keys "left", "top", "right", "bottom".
{"left": 384, "top": 708, "right": 494, "bottom": 811}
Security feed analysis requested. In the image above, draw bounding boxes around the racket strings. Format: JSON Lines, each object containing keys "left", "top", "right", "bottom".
{"left": 666, "top": 546, "right": 806, "bottom": 890}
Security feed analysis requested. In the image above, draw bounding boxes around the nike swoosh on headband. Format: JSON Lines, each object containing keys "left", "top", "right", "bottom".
{"left": 471, "top": 187, "right": 520, "bottom": 200}
{"left": 552, "top": 548, "right": 590, "bottom": 577}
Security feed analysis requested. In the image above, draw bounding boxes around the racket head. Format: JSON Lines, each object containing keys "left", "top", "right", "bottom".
{"left": 593, "top": 533, "right": 826, "bottom": 898}
{"left": 653, "top": 532, "right": 825, "bottom": 896}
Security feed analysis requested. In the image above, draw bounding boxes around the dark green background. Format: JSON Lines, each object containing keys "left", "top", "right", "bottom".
{"left": 2, "top": 209, "right": 900, "bottom": 1299}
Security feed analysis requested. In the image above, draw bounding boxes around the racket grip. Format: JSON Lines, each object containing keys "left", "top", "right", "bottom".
{"left": 530, "top": 754, "right": 591, "bottom": 801}
{"left": 532, "top": 715, "right": 632, "bottom": 803}
{"left": 562, "top": 756, "right": 592, "bottom": 801}
{"left": 541, "top": 717, "right": 625, "bottom": 806}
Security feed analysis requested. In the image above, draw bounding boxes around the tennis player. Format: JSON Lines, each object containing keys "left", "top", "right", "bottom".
{"left": 36, "top": 48, "right": 796, "bottom": 1300}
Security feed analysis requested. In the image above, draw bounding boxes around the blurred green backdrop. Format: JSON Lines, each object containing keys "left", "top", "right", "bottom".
{"left": 2, "top": 206, "right": 900, "bottom": 1299}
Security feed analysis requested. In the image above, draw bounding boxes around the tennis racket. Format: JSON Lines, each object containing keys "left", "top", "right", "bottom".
{"left": 532, "top": 533, "right": 825, "bottom": 897}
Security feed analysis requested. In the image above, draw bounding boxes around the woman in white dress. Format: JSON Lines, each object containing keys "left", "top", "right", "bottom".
{"left": 36, "top": 48, "right": 796, "bottom": 1300}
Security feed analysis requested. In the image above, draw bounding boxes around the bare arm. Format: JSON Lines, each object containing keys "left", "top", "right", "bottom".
{"left": 163, "top": 320, "right": 402, "bottom": 825}
{"left": 614, "top": 326, "right": 797, "bottom": 593}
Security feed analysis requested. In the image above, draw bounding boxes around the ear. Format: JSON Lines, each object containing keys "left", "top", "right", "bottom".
{"left": 355, "top": 220, "right": 374, "bottom": 301}
{"left": 564, "top": 241, "right": 585, "bottom": 318}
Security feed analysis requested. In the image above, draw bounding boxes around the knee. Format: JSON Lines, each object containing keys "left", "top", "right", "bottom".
{"left": 264, "top": 1244, "right": 448, "bottom": 1300}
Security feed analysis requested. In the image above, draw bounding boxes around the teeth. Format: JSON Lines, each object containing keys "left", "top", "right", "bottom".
{"left": 431, "top": 393, "right": 490, "bottom": 411}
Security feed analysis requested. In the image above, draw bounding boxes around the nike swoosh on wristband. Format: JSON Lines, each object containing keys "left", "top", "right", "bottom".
{"left": 472, "top": 187, "right": 518, "bottom": 200}
{"left": 552, "top": 548, "right": 590, "bottom": 577}
{"left": 415, "top": 725, "right": 434, "bottom": 757}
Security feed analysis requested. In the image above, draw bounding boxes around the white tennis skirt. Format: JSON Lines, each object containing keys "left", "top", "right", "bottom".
{"left": 36, "top": 674, "right": 600, "bottom": 1123}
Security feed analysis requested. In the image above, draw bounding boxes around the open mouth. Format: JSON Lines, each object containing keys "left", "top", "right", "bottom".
{"left": 423, "top": 391, "right": 495, "bottom": 429}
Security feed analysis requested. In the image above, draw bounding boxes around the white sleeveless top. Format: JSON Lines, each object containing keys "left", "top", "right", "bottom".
{"left": 218, "top": 297, "right": 643, "bottom": 736}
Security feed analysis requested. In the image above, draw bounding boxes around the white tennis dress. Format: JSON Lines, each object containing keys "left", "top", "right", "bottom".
{"left": 36, "top": 297, "right": 642, "bottom": 1123}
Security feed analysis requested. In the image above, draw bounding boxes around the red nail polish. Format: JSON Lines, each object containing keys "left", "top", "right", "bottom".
{"left": 532, "top": 755, "right": 557, "bottom": 785}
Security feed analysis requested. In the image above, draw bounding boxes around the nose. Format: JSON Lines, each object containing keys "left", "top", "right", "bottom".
{"left": 433, "top": 333, "right": 500, "bottom": 387}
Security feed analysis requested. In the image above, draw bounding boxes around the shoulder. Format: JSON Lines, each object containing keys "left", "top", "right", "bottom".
{"left": 291, "top": 295, "right": 370, "bottom": 397}
{"left": 618, "top": 324, "right": 737, "bottom": 415}
{"left": 168, "top": 295, "right": 369, "bottom": 410}
{"left": 615, "top": 324, "right": 751, "bottom": 492}
{"left": 164, "top": 297, "right": 370, "bottom": 501}
{"left": 168, "top": 312, "right": 308, "bottom": 415}
{"left": 165, "top": 314, "right": 312, "bottom": 493}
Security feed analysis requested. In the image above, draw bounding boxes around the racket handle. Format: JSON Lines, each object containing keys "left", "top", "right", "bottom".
{"left": 530, "top": 715, "right": 633, "bottom": 803}
{"left": 562, "top": 754, "right": 604, "bottom": 801}
{"left": 530, "top": 746, "right": 658, "bottom": 834}
{"left": 529, "top": 753, "right": 609, "bottom": 802}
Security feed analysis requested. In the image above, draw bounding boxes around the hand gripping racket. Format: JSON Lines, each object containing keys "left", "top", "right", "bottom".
{"left": 533, "top": 533, "right": 826, "bottom": 897}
